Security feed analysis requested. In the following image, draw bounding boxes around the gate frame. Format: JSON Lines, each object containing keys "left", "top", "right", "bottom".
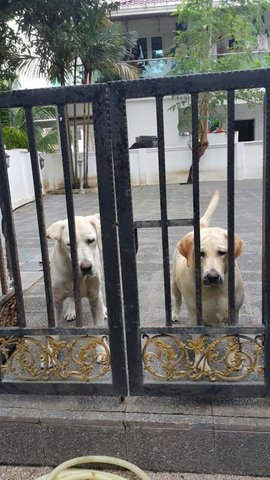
{"left": 110, "top": 69, "right": 270, "bottom": 397}
{"left": 0, "top": 84, "right": 128, "bottom": 395}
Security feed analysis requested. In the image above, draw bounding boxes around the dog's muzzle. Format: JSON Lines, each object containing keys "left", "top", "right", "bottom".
{"left": 203, "top": 269, "right": 223, "bottom": 286}
{"left": 80, "top": 260, "right": 93, "bottom": 276}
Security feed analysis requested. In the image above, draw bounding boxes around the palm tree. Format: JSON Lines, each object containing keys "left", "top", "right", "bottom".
{"left": 16, "top": 0, "right": 139, "bottom": 186}
{"left": 73, "top": 4, "right": 138, "bottom": 185}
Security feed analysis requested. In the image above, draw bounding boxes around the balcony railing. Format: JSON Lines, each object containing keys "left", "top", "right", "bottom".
{"left": 63, "top": 49, "right": 270, "bottom": 87}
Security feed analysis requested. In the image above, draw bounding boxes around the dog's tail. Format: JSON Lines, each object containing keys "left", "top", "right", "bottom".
{"left": 200, "top": 190, "right": 220, "bottom": 228}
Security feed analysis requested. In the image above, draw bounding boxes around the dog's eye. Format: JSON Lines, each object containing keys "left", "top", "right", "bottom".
{"left": 200, "top": 251, "right": 206, "bottom": 258}
{"left": 86, "top": 238, "right": 95, "bottom": 245}
{"left": 217, "top": 250, "right": 226, "bottom": 256}
{"left": 66, "top": 242, "right": 70, "bottom": 247}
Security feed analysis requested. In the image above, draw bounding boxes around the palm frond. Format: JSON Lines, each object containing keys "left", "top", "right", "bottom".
{"left": 99, "top": 62, "right": 139, "bottom": 81}
{"left": 18, "top": 56, "right": 44, "bottom": 79}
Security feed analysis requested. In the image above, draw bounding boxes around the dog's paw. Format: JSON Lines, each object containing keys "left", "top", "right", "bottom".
{"left": 64, "top": 308, "right": 76, "bottom": 322}
{"left": 172, "top": 311, "right": 180, "bottom": 322}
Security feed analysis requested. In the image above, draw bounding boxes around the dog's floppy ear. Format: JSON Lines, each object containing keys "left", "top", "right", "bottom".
{"left": 234, "top": 234, "right": 245, "bottom": 258}
{"left": 46, "top": 220, "right": 66, "bottom": 241}
{"left": 178, "top": 232, "right": 194, "bottom": 267}
{"left": 88, "top": 213, "right": 102, "bottom": 251}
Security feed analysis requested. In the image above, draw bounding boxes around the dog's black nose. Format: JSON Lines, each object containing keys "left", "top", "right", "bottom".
{"left": 80, "top": 260, "right": 92, "bottom": 274}
{"left": 203, "top": 269, "right": 222, "bottom": 285}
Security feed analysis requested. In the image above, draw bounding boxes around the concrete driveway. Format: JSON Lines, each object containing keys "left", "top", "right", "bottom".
{"left": 12, "top": 179, "right": 262, "bottom": 328}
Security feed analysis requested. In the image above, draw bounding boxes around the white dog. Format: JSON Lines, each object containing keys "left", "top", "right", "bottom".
{"left": 171, "top": 191, "right": 245, "bottom": 326}
{"left": 46, "top": 214, "right": 107, "bottom": 326}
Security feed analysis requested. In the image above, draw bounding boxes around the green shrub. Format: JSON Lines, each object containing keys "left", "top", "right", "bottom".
{"left": 2, "top": 126, "right": 29, "bottom": 150}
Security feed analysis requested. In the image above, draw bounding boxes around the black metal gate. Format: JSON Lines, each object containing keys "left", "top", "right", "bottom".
{"left": 110, "top": 69, "right": 269, "bottom": 396}
{"left": 0, "top": 69, "right": 269, "bottom": 396}
{"left": 0, "top": 84, "right": 127, "bottom": 395}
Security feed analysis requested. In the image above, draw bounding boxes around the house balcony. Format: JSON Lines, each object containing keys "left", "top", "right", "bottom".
{"left": 125, "top": 57, "right": 176, "bottom": 78}
{"left": 67, "top": 50, "right": 270, "bottom": 87}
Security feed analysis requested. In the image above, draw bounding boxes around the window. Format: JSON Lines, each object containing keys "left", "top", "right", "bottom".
{"left": 137, "top": 36, "right": 164, "bottom": 60}
{"left": 151, "top": 36, "right": 163, "bottom": 58}
{"left": 234, "top": 119, "right": 255, "bottom": 142}
{"left": 138, "top": 38, "right": 147, "bottom": 59}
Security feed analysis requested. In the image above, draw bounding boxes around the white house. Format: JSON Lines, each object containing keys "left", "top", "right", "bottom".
{"left": 14, "top": 0, "right": 270, "bottom": 193}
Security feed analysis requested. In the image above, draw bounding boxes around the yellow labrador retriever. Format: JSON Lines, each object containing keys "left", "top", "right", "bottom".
{"left": 46, "top": 214, "right": 107, "bottom": 326}
{"left": 172, "top": 191, "right": 245, "bottom": 326}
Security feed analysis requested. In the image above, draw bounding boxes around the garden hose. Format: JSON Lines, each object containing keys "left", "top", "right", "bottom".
{"left": 35, "top": 455, "right": 150, "bottom": 480}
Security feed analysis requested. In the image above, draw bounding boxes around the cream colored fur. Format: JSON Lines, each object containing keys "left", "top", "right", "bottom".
{"left": 171, "top": 191, "right": 244, "bottom": 325}
{"left": 46, "top": 214, "right": 107, "bottom": 326}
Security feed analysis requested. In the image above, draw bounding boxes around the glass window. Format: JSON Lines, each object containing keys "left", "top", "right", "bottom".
{"left": 151, "top": 36, "right": 163, "bottom": 58}
{"left": 138, "top": 38, "right": 148, "bottom": 59}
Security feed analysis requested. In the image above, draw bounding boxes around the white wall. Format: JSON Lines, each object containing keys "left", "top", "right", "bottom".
{"left": 41, "top": 136, "right": 263, "bottom": 190}
{"left": 241, "top": 141, "right": 263, "bottom": 179}
{"left": 126, "top": 96, "right": 179, "bottom": 147}
{"left": 5, "top": 139, "right": 264, "bottom": 208}
{"left": 6, "top": 149, "right": 35, "bottom": 210}
{"left": 42, "top": 153, "right": 64, "bottom": 192}
{"left": 41, "top": 151, "right": 98, "bottom": 191}
{"left": 129, "top": 135, "right": 232, "bottom": 185}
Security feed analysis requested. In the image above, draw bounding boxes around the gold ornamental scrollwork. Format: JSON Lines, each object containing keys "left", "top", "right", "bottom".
{"left": 142, "top": 334, "right": 264, "bottom": 381}
{"left": 0, "top": 335, "right": 111, "bottom": 381}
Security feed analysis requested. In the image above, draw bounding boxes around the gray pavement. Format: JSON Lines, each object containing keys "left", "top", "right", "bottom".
{"left": 13, "top": 179, "right": 262, "bottom": 327}
{"left": 0, "top": 181, "right": 267, "bottom": 477}
{"left": 0, "top": 466, "right": 268, "bottom": 480}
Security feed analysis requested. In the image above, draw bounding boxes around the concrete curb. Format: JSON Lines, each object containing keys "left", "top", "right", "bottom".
{"left": 0, "top": 395, "right": 270, "bottom": 476}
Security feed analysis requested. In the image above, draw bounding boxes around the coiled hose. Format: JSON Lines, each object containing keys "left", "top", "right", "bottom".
{"left": 36, "top": 456, "right": 150, "bottom": 480}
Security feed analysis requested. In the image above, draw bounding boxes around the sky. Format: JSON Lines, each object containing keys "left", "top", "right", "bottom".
{"left": 19, "top": 74, "right": 50, "bottom": 90}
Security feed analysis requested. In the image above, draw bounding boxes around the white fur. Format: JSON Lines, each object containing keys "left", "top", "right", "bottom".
{"left": 171, "top": 192, "right": 245, "bottom": 326}
{"left": 46, "top": 214, "right": 106, "bottom": 326}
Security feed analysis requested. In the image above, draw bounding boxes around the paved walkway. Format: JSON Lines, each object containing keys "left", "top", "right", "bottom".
{"left": 0, "top": 466, "right": 268, "bottom": 480}
{"left": 12, "top": 179, "right": 262, "bottom": 327}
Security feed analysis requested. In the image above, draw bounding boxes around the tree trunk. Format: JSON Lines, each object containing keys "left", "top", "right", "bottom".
{"left": 186, "top": 92, "right": 209, "bottom": 184}
{"left": 59, "top": 70, "right": 75, "bottom": 185}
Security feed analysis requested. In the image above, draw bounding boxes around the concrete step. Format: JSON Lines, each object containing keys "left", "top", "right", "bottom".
{"left": 0, "top": 465, "right": 268, "bottom": 480}
{"left": 0, "top": 395, "right": 270, "bottom": 476}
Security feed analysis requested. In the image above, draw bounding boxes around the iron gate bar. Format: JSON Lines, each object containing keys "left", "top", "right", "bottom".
{"left": 191, "top": 93, "right": 202, "bottom": 324}
{"left": 92, "top": 84, "right": 128, "bottom": 393}
{"left": 262, "top": 89, "right": 270, "bottom": 389}
{"left": 133, "top": 219, "right": 194, "bottom": 228}
{"left": 0, "top": 84, "right": 106, "bottom": 109}
{"left": 0, "top": 234, "right": 8, "bottom": 295}
{"left": 25, "top": 107, "right": 55, "bottom": 327}
{"left": 0, "top": 327, "right": 109, "bottom": 336}
{"left": 227, "top": 90, "right": 236, "bottom": 325}
{"left": 57, "top": 105, "right": 83, "bottom": 326}
{"left": 0, "top": 119, "right": 26, "bottom": 327}
{"left": 156, "top": 96, "right": 172, "bottom": 326}
{"left": 140, "top": 325, "right": 265, "bottom": 335}
{"left": 109, "top": 88, "right": 144, "bottom": 391}
{"left": 108, "top": 69, "right": 270, "bottom": 99}
{"left": 109, "top": 70, "right": 270, "bottom": 395}
{"left": 0, "top": 70, "right": 269, "bottom": 111}
{"left": 0, "top": 70, "right": 270, "bottom": 396}
{"left": 0, "top": 70, "right": 269, "bottom": 112}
